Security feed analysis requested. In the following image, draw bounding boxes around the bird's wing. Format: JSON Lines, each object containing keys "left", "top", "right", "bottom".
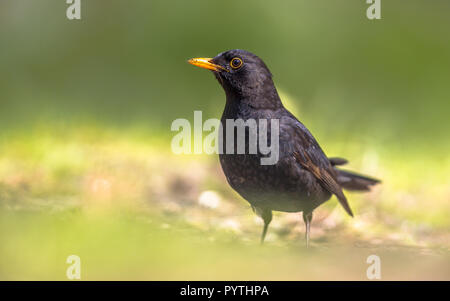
{"left": 282, "top": 116, "right": 354, "bottom": 217}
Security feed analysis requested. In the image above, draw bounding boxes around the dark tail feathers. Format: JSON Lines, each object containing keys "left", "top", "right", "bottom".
{"left": 335, "top": 169, "right": 381, "bottom": 191}
{"left": 329, "top": 157, "right": 380, "bottom": 191}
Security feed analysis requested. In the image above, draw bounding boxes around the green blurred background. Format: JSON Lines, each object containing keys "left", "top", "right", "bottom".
{"left": 0, "top": 0, "right": 449, "bottom": 280}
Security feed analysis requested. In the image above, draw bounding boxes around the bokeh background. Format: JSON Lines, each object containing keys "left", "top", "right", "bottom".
{"left": 0, "top": 0, "right": 449, "bottom": 280}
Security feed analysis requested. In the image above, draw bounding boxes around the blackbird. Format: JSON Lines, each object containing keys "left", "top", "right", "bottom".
{"left": 188, "top": 49, "right": 380, "bottom": 246}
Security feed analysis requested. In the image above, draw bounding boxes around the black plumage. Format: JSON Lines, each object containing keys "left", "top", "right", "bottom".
{"left": 189, "top": 49, "right": 380, "bottom": 246}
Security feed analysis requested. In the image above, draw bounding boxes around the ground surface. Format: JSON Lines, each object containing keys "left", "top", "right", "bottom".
{"left": 0, "top": 126, "right": 448, "bottom": 280}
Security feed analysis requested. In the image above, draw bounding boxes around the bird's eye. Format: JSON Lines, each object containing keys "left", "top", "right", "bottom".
{"left": 230, "top": 57, "right": 243, "bottom": 69}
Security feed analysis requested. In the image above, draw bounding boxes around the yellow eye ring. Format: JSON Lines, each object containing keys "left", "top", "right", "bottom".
{"left": 230, "top": 57, "right": 243, "bottom": 69}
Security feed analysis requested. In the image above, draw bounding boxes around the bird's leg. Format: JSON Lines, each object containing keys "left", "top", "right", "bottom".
{"left": 255, "top": 208, "right": 272, "bottom": 245}
{"left": 302, "top": 212, "right": 313, "bottom": 248}
{"left": 261, "top": 222, "right": 269, "bottom": 244}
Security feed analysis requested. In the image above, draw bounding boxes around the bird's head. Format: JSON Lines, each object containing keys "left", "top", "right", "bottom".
{"left": 189, "top": 49, "right": 280, "bottom": 107}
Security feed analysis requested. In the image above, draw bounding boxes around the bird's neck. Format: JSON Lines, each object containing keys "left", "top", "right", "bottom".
{"left": 222, "top": 94, "right": 283, "bottom": 121}
{"left": 223, "top": 82, "right": 283, "bottom": 112}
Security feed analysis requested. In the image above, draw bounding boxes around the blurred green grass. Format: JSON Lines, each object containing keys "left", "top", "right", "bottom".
{"left": 1, "top": 208, "right": 449, "bottom": 281}
{"left": 0, "top": 0, "right": 449, "bottom": 280}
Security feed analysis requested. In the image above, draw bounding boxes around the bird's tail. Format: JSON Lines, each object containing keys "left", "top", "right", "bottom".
{"left": 334, "top": 169, "right": 380, "bottom": 191}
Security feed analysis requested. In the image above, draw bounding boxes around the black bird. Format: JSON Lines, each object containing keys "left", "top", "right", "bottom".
{"left": 189, "top": 49, "right": 380, "bottom": 246}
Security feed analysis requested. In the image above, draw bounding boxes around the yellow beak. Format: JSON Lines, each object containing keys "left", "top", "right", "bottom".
{"left": 188, "top": 57, "right": 228, "bottom": 72}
